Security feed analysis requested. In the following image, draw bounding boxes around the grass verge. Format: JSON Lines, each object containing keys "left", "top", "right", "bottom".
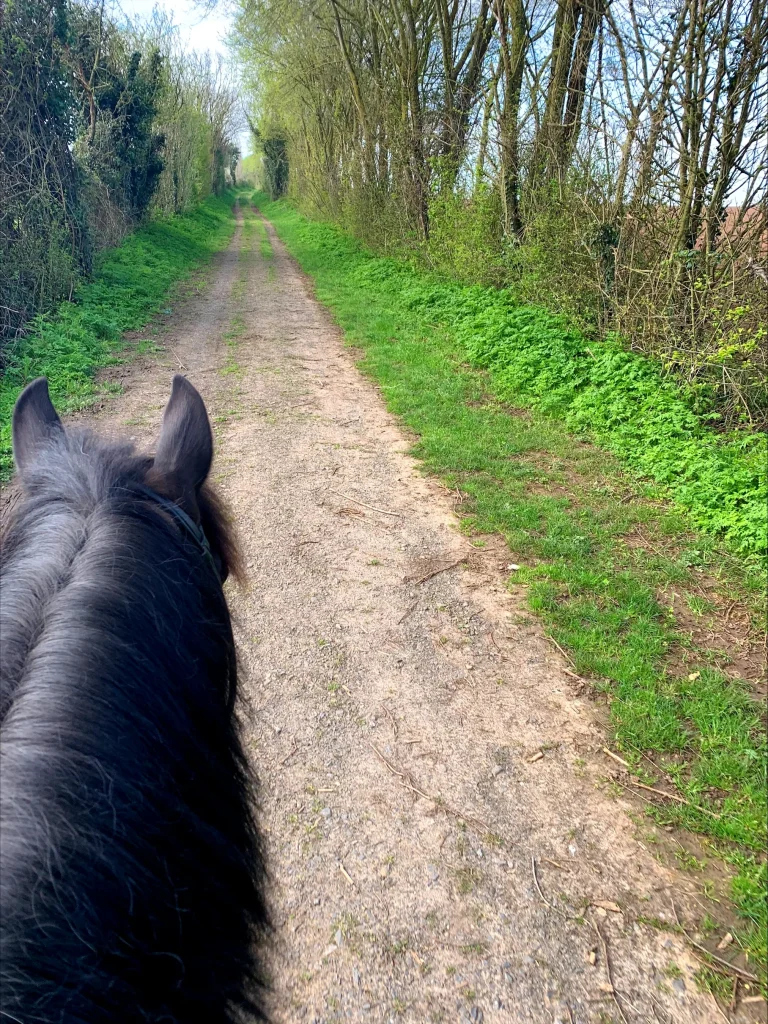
{"left": 255, "top": 192, "right": 767, "bottom": 984}
{"left": 0, "top": 191, "right": 239, "bottom": 478}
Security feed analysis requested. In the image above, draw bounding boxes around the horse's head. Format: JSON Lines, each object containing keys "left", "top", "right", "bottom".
{"left": 3, "top": 378, "right": 265, "bottom": 1022}
{"left": 11, "top": 375, "right": 240, "bottom": 583}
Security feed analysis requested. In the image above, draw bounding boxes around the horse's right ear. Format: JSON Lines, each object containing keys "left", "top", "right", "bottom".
{"left": 12, "top": 378, "right": 64, "bottom": 475}
{"left": 152, "top": 375, "right": 213, "bottom": 513}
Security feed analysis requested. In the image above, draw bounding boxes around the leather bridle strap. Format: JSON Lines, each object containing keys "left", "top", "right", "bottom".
{"left": 136, "top": 485, "right": 219, "bottom": 580}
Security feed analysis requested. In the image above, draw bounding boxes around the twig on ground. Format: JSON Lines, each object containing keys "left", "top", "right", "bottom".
{"left": 691, "top": 946, "right": 761, "bottom": 983}
{"left": 531, "top": 856, "right": 554, "bottom": 910}
{"left": 369, "top": 742, "right": 491, "bottom": 837}
{"left": 650, "top": 994, "right": 672, "bottom": 1024}
{"left": 406, "top": 557, "right": 466, "bottom": 585}
{"left": 397, "top": 601, "right": 418, "bottom": 624}
{"left": 541, "top": 634, "right": 577, "bottom": 668}
{"left": 626, "top": 787, "right": 678, "bottom": 816}
{"left": 381, "top": 702, "right": 398, "bottom": 739}
{"left": 328, "top": 489, "right": 401, "bottom": 516}
{"left": 279, "top": 735, "right": 298, "bottom": 766}
{"left": 169, "top": 348, "right": 187, "bottom": 370}
{"left": 671, "top": 903, "right": 760, "bottom": 982}
{"left": 339, "top": 863, "right": 356, "bottom": 888}
{"left": 691, "top": 950, "right": 745, "bottom": 983}
{"left": 406, "top": 949, "right": 424, "bottom": 971}
{"left": 634, "top": 746, "right": 680, "bottom": 788}
{"left": 603, "top": 747, "right": 632, "bottom": 769}
{"left": 636, "top": 526, "right": 668, "bottom": 560}
{"left": 624, "top": 779, "right": 720, "bottom": 819}
{"left": 530, "top": 856, "right": 575, "bottom": 921}
{"left": 542, "top": 857, "right": 568, "bottom": 871}
{"left": 710, "top": 995, "right": 731, "bottom": 1024}
{"left": 592, "top": 918, "right": 630, "bottom": 1024}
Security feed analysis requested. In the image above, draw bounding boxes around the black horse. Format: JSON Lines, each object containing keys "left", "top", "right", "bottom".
{"left": 0, "top": 376, "right": 267, "bottom": 1022}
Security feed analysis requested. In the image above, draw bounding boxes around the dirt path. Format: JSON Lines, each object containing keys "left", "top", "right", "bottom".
{"left": 65, "top": 202, "right": 726, "bottom": 1024}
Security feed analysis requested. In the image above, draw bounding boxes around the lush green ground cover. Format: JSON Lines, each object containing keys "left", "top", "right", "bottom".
{"left": 0, "top": 192, "right": 238, "bottom": 478}
{"left": 255, "top": 192, "right": 767, "bottom": 980}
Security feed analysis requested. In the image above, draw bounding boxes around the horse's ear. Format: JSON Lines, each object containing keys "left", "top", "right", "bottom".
{"left": 12, "top": 378, "right": 64, "bottom": 475}
{"left": 152, "top": 375, "right": 213, "bottom": 509}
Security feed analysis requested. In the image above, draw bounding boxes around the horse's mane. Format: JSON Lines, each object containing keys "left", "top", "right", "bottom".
{"left": 0, "top": 426, "right": 266, "bottom": 1022}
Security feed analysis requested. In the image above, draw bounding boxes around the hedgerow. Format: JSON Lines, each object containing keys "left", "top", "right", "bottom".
{"left": 0, "top": 193, "right": 236, "bottom": 479}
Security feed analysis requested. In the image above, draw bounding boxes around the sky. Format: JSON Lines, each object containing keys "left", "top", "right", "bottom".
{"left": 117, "top": 0, "right": 252, "bottom": 154}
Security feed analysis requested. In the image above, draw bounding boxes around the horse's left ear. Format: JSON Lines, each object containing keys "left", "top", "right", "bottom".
{"left": 152, "top": 375, "right": 213, "bottom": 512}
{"left": 12, "top": 377, "right": 64, "bottom": 476}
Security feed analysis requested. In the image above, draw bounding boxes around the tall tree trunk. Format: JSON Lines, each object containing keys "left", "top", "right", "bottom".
{"left": 560, "top": 0, "right": 605, "bottom": 168}
{"left": 495, "top": 0, "right": 527, "bottom": 236}
{"left": 530, "top": 0, "right": 581, "bottom": 188}
{"left": 474, "top": 62, "right": 501, "bottom": 187}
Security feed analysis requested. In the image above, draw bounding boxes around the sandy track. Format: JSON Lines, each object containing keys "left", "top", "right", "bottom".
{"left": 57, "top": 203, "right": 725, "bottom": 1023}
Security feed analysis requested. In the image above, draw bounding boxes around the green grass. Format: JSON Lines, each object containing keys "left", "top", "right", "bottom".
{"left": 255, "top": 191, "right": 767, "bottom": 978}
{"left": 256, "top": 219, "right": 275, "bottom": 262}
{"left": 219, "top": 202, "right": 259, "bottom": 378}
{"left": 0, "top": 191, "right": 239, "bottom": 478}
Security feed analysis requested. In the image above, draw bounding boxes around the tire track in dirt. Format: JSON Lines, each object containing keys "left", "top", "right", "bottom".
{"left": 47, "top": 201, "right": 728, "bottom": 1023}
